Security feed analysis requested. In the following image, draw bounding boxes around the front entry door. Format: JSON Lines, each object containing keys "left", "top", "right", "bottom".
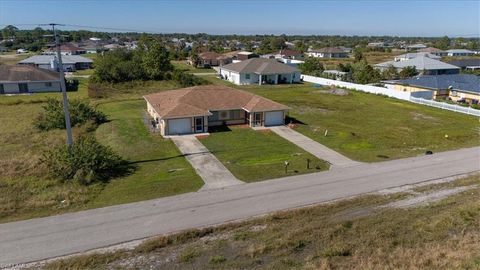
{"left": 194, "top": 117, "right": 204, "bottom": 133}
{"left": 253, "top": 112, "right": 262, "bottom": 127}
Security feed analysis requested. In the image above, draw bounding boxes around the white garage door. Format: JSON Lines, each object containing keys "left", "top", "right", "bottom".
{"left": 264, "top": 111, "right": 284, "bottom": 126}
{"left": 168, "top": 118, "right": 191, "bottom": 135}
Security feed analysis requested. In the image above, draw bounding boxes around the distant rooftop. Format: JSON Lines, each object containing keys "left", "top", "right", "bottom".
{"left": 375, "top": 56, "right": 460, "bottom": 71}
{"left": 0, "top": 65, "right": 60, "bottom": 82}
{"left": 220, "top": 58, "right": 298, "bottom": 74}
{"left": 19, "top": 55, "right": 93, "bottom": 65}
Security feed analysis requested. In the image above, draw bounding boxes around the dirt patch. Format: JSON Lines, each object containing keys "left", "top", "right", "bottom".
{"left": 382, "top": 185, "right": 475, "bottom": 209}
{"left": 315, "top": 88, "right": 349, "bottom": 96}
{"left": 410, "top": 112, "right": 438, "bottom": 121}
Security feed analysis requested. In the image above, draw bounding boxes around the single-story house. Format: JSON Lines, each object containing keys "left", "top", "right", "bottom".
{"left": 262, "top": 49, "right": 303, "bottom": 60}
{"left": 190, "top": 52, "right": 233, "bottom": 67}
{"left": 394, "top": 52, "right": 441, "bottom": 61}
{"left": 405, "top": 44, "right": 427, "bottom": 51}
{"left": 18, "top": 55, "right": 93, "bottom": 72}
{"left": 234, "top": 51, "right": 259, "bottom": 62}
{"left": 144, "top": 85, "right": 289, "bottom": 136}
{"left": 44, "top": 43, "right": 86, "bottom": 55}
{"left": 447, "top": 59, "right": 480, "bottom": 70}
{"left": 384, "top": 74, "right": 480, "bottom": 104}
{"left": 0, "top": 65, "right": 61, "bottom": 94}
{"left": 218, "top": 58, "right": 301, "bottom": 85}
{"left": 306, "top": 47, "right": 349, "bottom": 58}
{"left": 374, "top": 56, "right": 460, "bottom": 75}
{"left": 446, "top": 49, "right": 475, "bottom": 57}
{"left": 416, "top": 47, "right": 447, "bottom": 56}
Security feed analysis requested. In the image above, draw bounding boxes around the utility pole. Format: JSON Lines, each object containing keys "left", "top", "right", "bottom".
{"left": 44, "top": 23, "right": 74, "bottom": 146}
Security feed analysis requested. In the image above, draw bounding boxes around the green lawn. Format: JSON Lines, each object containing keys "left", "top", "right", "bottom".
{"left": 199, "top": 126, "right": 329, "bottom": 182}
{"left": 91, "top": 100, "right": 203, "bottom": 207}
{"left": 172, "top": 60, "right": 216, "bottom": 73}
{"left": 0, "top": 85, "right": 202, "bottom": 223}
{"left": 205, "top": 78, "right": 480, "bottom": 162}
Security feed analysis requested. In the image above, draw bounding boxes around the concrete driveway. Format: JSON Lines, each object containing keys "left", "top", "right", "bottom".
{"left": 270, "top": 126, "right": 361, "bottom": 168}
{"left": 171, "top": 135, "right": 243, "bottom": 190}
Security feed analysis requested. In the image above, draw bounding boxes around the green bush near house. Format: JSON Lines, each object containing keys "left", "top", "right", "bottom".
{"left": 42, "top": 136, "right": 131, "bottom": 185}
{"left": 35, "top": 98, "right": 107, "bottom": 131}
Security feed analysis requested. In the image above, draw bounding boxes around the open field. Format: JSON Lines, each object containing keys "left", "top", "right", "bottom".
{"left": 39, "top": 174, "right": 480, "bottom": 270}
{"left": 0, "top": 86, "right": 202, "bottom": 223}
{"left": 203, "top": 76, "right": 480, "bottom": 162}
{"left": 0, "top": 52, "right": 33, "bottom": 65}
{"left": 199, "top": 126, "right": 329, "bottom": 182}
{"left": 171, "top": 60, "right": 216, "bottom": 73}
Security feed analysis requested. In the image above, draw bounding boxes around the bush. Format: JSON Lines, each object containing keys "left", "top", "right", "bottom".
{"left": 35, "top": 98, "right": 107, "bottom": 131}
{"left": 172, "top": 70, "right": 206, "bottom": 87}
{"left": 42, "top": 136, "right": 129, "bottom": 184}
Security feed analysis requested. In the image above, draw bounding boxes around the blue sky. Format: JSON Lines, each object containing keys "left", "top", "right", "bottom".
{"left": 0, "top": 0, "right": 478, "bottom": 36}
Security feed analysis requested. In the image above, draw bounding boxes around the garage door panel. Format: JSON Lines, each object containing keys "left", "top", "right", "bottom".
{"left": 265, "top": 111, "right": 284, "bottom": 126}
{"left": 168, "top": 118, "right": 191, "bottom": 135}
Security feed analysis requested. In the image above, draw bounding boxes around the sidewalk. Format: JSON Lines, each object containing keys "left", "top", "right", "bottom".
{"left": 269, "top": 126, "right": 362, "bottom": 169}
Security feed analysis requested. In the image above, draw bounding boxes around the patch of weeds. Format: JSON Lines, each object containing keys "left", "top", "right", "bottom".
{"left": 209, "top": 255, "right": 227, "bottom": 264}
{"left": 233, "top": 231, "right": 249, "bottom": 241}
{"left": 291, "top": 239, "right": 307, "bottom": 252}
{"left": 179, "top": 246, "right": 201, "bottom": 263}
{"left": 135, "top": 236, "right": 172, "bottom": 253}
{"left": 322, "top": 246, "right": 351, "bottom": 258}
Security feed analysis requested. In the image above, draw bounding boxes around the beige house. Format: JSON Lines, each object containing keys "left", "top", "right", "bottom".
{"left": 0, "top": 65, "right": 61, "bottom": 94}
{"left": 144, "top": 85, "right": 289, "bottom": 136}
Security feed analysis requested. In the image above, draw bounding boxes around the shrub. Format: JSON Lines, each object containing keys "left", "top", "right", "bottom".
{"left": 42, "top": 136, "right": 130, "bottom": 184}
{"left": 35, "top": 98, "right": 107, "bottom": 131}
{"left": 172, "top": 70, "right": 206, "bottom": 87}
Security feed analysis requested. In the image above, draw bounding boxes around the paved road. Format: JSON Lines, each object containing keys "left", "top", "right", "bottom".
{"left": 270, "top": 126, "right": 361, "bottom": 168}
{"left": 171, "top": 135, "right": 243, "bottom": 190}
{"left": 0, "top": 147, "right": 478, "bottom": 266}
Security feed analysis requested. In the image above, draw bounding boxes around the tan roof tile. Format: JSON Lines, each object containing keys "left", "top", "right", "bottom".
{"left": 144, "top": 85, "right": 288, "bottom": 119}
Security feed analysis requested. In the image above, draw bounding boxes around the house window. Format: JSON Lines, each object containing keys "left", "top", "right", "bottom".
{"left": 245, "top": 74, "right": 250, "bottom": 80}
{"left": 0, "top": 84, "right": 4, "bottom": 94}
{"left": 45, "top": 82, "right": 52, "bottom": 87}
{"left": 219, "top": 111, "right": 230, "bottom": 120}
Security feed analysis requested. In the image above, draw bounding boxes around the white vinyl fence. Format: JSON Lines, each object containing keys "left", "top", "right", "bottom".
{"left": 301, "top": 74, "right": 480, "bottom": 117}
{"left": 409, "top": 97, "right": 480, "bottom": 117}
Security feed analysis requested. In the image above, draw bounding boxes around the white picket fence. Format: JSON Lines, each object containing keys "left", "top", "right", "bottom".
{"left": 409, "top": 97, "right": 480, "bottom": 117}
{"left": 301, "top": 74, "right": 480, "bottom": 117}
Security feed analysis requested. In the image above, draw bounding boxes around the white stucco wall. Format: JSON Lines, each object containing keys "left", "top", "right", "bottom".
{"left": 0, "top": 81, "right": 61, "bottom": 94}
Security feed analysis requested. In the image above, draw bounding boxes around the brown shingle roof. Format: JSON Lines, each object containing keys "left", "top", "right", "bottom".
{"left": 220, "top": 58, "right": 298, "bottom": 74}
{"left": 278, "top": 49, "right": 302, "bottom": 57}
{"left": 144, "top": 85, "right": 289, "bottom": 119}
{"left": 199, "top": 52, "right": 222, "bottom": 60}
{"left": 0, "top": 65, "right": 60, "bottom": 82}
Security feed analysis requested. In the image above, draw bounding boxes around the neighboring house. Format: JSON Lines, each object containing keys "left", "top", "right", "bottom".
{"left": 0, "top": 65, "right": 61, "bottom": 94}
{"left": 306, "top": 47, "right": 349, "bottom": 58}
{"left": 384, "top": 74, "right": 480, "bottom": 104}
{"left": 277, "top": 58, "right": 304, "bottom": 68}
{"left": 367, "top": 42, "right": 387, "bottom": 48}
{"left": 374, "top": 56, "right": 460, "bottom": 75}
{"left": 44, "top": 43, "right": 86, "bottom": 55}
{"left": 447, "top": 59, "right": 480, "bottom": 70}
{"left": 446, "top": 49, "right": 475, "bottom": 57}
{"left": 394, "top": 52, "right": 441, "bottom": 61}
{"left": 77, "top": 39, "right": 105, "bottom": 54}
{"left": 103, "top": 44, "right": 123, "bottom": 50}
{"left": 191, "top": 52, "right": 233, "bottom": 67}
{"left": 262, "top": 49, "right": 303, "bottom": 60}
{"left": 405, "top": 44, "right": 427, "bottom": 50}
{"left": 144, "top": 85, "right": 289, "bottom": 136}
{"left": 416, "top": 47, "right": 447, "bottom": 56}
{"left": 219, "top": 58, "right": 301, "bottom": 85}
{"left": 19, "top": 55, "right": 93, "bottom": 72}
{"left": 235, "top": 51, "right": 259, "bottom": 62}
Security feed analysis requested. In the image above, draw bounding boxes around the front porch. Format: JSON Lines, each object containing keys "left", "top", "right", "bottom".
{"left": 256, "top": 73, "right": 296, "bottom": 85}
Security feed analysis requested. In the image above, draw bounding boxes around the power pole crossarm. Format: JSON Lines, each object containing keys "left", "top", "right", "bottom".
{"left": 49, "top": 23, "right": 74, "bottom": 146}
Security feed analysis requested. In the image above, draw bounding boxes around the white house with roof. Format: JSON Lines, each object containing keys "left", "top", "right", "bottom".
{"left": 446, "top": 49, "right": 475, "bottom": 57}
{"left": 18, "top": 55, "right": 93, "bottom": 72}
{"left": 0, "top": 65, "right": 61, "bottom": 94}
{"left": 218, "top": 58, "right": 301, "bottom": 85}
{"left": 394, "top": 52, "right": 441, "bottom": 61}
{"left": 375, "top": 56, "right": 460, "bottom": 75}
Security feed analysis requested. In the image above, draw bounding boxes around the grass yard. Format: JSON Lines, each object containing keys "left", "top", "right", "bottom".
{"left": 41, "top": 175, "right": 480, "bottom": 270}
{"left": 204, "top": 78, "right": 480, "bottom": 162}
{"left": 171, "top": 60, "right": 216, "bottom": 73}
{"left": 199, "top": 126, "right": 329, "bottom": 182}
{"left": 0, "top": 86, "right": 202, "bottom": 223}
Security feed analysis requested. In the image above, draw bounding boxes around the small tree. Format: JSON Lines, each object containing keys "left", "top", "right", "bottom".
{"left": 141, "top": 39, "right": 173, "bottom": 80}
{"left": 399, "top": 66, "right": 418, "bottom": 79}
{"left": 382, "top": 65, "right": 399, "bottom": 80}
{"left": 299, "top": 58, "right": 324, "bottom": 76}
{"left": 42, "top": 136, "right": 129, "bottom": 184}
{"left": 35, "top": 98, "right": 107, "bottom": 131}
